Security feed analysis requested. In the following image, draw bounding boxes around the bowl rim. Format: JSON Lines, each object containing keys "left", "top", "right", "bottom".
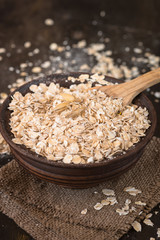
{"left": 0, "top": 73, "right": 157, "bottom": 169}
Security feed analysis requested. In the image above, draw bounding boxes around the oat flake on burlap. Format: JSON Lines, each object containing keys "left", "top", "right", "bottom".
{"left": 0, "top": 137, "right": 160, "bottom": 240}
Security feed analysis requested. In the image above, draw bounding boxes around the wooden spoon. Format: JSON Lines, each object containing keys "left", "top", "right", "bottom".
{"left": 92, "top": 68, "right": 160, "bottom": 106}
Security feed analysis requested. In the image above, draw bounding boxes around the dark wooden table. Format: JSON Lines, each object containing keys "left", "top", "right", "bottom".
{"left": 0, "top": 0, "right": 160, "bottom": 239}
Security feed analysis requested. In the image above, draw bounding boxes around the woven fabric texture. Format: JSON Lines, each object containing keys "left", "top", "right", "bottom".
{"left": 0, "top": 137, "right": 160, "bottom": 240}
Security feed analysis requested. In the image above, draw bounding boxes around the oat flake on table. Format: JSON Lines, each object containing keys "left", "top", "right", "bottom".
{"left": 132, "top": 221, "right": 142, "bottom": 232}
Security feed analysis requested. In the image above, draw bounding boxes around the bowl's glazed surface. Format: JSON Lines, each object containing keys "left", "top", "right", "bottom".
{"left": 0, "top": 73, "right": 157, "bottom": 188}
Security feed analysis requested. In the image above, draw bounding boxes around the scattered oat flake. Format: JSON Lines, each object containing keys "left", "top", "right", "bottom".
{"left": 157, "top": 228, "right": 160, "bottom": 238}
{"left": 107, "top": 196, "right": 118, "bottom": 205}
{"left": 28, "top": 52, "right": 33, "bottom": 57}
{"left": 24, "top": 41, "right": 31, "bottom": 48}
{"left": 101, "top": 199, "right": 110, "bottom": 206}
{"left": 150, "top": 238, "right": 155, "bottom": 240}
{"left": 41, "top": 61, "right": 51, "bottom": 68}
{"left": 125, "top": 199, "right": 131, "bottom": 205}
{"left": 143, "top": 219, "right": 154, "bottom": 226}
{"left": 32, "top": 67, "right": 41, "bottom": 73}
{"left": 146, "top": 213, "right": 152, "bottom": 219}
{"left": 130, "top": 206, "right": 136, "bottom": 212}
{"left": 154, "top": 92, "right": 160, "bottom": 98}
{"left": 104, "top": 37, "right": 110, "bottom": 43}
{"left": 20, "top": 72, "right": 27, "bottom": 76}
{"left": 97, "top": 30, "right": 103, "bottom": 36}
{"left": 134, "top": 48, "right": 142, "bottom": 54}
{"left": 105, "top": 50, "right": 112, "bottom": 56}
{"left": 94, "top": 203, "right": 103, "bottom": 210}
{"left": 135, "top": 201, "right": 146, "bottom": 206}
{"left": 44, "top": 18, "right": 54, "bottom": 26}
{"left": 80, "top": 64, "right": 90, "bottom": 70}
{"left": 20, "top": 63, "right": 27, "bottom": 68}
{"left": 124, "top": 187, "right": 142, "bottom": 196}
{"left": 76, "top": 40, "right": 86, "bottom": 48}
{"left": 33, "top": 48, "right": 40, "bottom": 54}
{"left": 49, "top": 43, "right": 58, "bottom": 51}
{"left": 116, "top": 209, "right": 129, "bottom": 216}
{"left": 100, "top": 11, "right": 106, "bottom": 17}
{"left": 90, "top": 43, "right": 105, "bottom": 51}
{"left": 125, "top": 47, "right": 130, "bottom": 52}
{"left": 9, "top": 67, "right": 14, "bottom": 71}
{"left": 102, "top": 189, "right": 115, "bottom": 196}
{"left": 132, "top": 221, "right": 142, "bottom": 232}
{"left": 116, "top": 198, "right": 131, "bottom": 215}
{"left": 11, "top": 43, "right": 16, "bottom": 48}
{"left": 0, "top": 92, "right": 8, "bottom": 99}
{"left": 81, "top": 208, "right": 87, "bottom": 215}
{"left": 0, "top": 48, "right": 6, "bottom": 54}
{"left": 57, "top": 46, "right": 65, "bottom": 52}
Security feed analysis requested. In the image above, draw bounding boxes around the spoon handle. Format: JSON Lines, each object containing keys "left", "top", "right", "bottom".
{"left": 90, "top": 68, "right": 160, "bottom": 105}
{"left": 121, "top": 67, "right": 160, "bottom": 97}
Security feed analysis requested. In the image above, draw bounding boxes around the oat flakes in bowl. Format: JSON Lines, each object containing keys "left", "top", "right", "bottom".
{"left": 0, "top": 73, "right": 157, "bottom": 188}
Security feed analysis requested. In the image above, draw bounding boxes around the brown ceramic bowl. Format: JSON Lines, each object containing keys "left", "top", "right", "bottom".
{"left": 0, "top": 73, "right": 157, "bottom": 188}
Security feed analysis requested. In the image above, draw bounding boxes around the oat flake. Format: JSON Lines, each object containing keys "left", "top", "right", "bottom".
{"left": 146, "top": 213, "right": 152, "bottom": 219}
{"left": 132, "top": 221, "right": 142, "bottom": 232}
{"left": 0, "top": 48, "right": 6, "bottom": 54}
{"left": 124, "top": 187, "right": 142, "bottom": 196}
{"left": 24, "top": 41, "right": 31, "bottom": 48}
{"left": 32, "top": 67, "right": 41, "bottom": 73}
{"left": 49, "top": 43, "right": 58, "bottom": 51}
{"left": 81, "top": 208, "right": 87, "bottom": 215}
{"left": 102, "top": 189, "right": 115, "bottom": 196}
{"left": 41, "top": 61, "right": 51, "bottom": 68}
{"left": 44, "top": 18, "right": 54, "bottom": 26}
{"left": 143, "top": 219, "right": 154, "bottom": 226}
{"left": 94, "top": 203, "right": 103, "bottom": 210}
{"left": 135, "top": 201, "right": 146, "bottom": 206}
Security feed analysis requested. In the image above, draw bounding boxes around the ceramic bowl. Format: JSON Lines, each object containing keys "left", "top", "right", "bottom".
{"left": 0, "top": 73, "right": 157, "bottom": 188}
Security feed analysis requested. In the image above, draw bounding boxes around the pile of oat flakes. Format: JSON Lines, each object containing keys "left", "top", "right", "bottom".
{"left": 9, "top": 73, "right": 150, "bottom": 163}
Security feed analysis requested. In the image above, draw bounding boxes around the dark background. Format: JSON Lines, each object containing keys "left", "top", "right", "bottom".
{"left": 0, "top": 0, "right": 160, "bottom": 239}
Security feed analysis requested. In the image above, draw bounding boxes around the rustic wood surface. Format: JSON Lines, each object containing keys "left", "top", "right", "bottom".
{"left": 0, "top": 0, "right": 160, "bottom": 239}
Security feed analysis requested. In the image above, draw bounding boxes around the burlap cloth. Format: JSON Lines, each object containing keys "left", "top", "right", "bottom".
{"left": 0, "top": 137, "right": 160, "bottom": 240}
